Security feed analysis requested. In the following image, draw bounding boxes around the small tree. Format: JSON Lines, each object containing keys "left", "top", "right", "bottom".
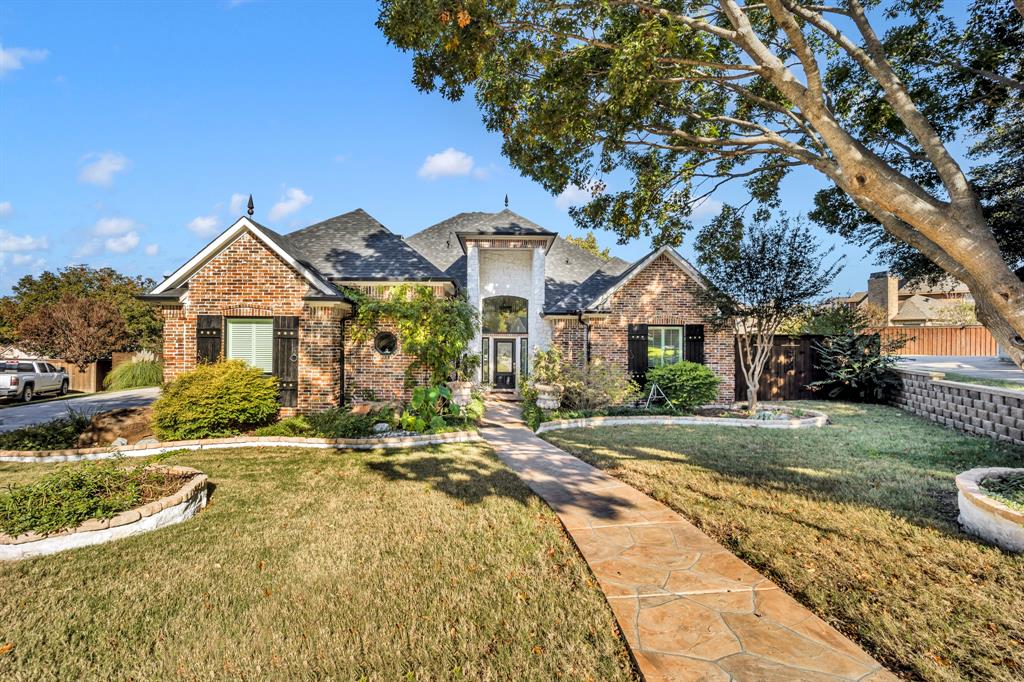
{"left": 18, "top": 295, "right": 130, "bottom": 371}
{"left": 696, "top": 210, "right": 843, "bottom": 411}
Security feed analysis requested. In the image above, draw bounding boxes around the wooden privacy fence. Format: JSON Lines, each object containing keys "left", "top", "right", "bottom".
{"left": 868, "top": 326, "right": 997, "bottom": 356}
{"left": 735, "top": 335, "right": 827, "bottom": 402}
{"left": 47, "top": 359, "right": 112, "bottom": 393}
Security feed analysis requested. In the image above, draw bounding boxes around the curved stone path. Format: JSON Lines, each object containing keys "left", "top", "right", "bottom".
{"left": 481, "top": 400, "right": 895, "bottom": 681}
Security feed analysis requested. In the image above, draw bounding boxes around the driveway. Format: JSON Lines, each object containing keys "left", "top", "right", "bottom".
{"left": 0, "top": 387, "right": 160, "bottom": 433}
{"left": 896, "top": 355, "right": 1024, "bottom": 384}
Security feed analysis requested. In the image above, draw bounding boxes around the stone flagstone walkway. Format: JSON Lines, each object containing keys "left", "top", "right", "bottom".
{"left": 481, "top": 400, "right": 895, "bottom": 681}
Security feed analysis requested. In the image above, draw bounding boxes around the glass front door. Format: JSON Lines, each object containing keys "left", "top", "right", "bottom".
{"left": 493, "top": 339, "right": 516, "bottom": 389}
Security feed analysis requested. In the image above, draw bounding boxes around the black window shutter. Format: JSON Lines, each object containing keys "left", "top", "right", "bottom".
{"left": 273, "top": 316, "right": 299, "bottom": 408}
{"left": 196, "top": 315, "right": 222, "bottom": 364}
{"left": 685, "top": 324, "right": 706, "bottom": 364}
{"left": 627, "top": 323, "right": 649, "bottom": 385}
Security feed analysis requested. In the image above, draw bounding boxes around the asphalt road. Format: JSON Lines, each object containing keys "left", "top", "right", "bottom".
{"left": 896, "top": 355, "right": 1024, "bottom": 384}
{"left": 0, "top": 387, "right": 161, "bottom": 433}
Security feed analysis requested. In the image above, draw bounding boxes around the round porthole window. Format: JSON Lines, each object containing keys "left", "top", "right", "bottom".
{"left": 374, "top": 331, "right": 398, "bottom": 356}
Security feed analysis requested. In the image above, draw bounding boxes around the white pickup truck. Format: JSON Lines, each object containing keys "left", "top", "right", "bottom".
{"left": 0, "top": 360, "right": 70, "bottom": 402}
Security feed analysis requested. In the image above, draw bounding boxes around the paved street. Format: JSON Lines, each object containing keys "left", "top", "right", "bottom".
{"left": 897, "top": 355, "right": 1024, "bottom": 385}
{"left": 0, "top": 387, "right": 160, "bottom": 433}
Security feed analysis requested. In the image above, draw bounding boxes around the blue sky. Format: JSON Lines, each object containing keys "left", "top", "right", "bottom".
{"left": 0, "top": 1, "right": 951, "bottom": 297}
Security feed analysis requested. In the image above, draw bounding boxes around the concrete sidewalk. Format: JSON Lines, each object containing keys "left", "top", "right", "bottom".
{"left": 481, "top": 400, "right": 894, "bottom": 681}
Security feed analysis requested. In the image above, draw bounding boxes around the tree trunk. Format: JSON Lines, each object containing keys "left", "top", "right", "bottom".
{"left": 746, "top": 379, "right": 759, "bottom": 413}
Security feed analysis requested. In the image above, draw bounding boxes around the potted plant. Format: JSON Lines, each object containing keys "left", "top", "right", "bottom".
{"left": 534, "top": 383, "right": 562, "bottom": 410}
{"left": 447, "top": 353, "right": 480, "bottom": 406}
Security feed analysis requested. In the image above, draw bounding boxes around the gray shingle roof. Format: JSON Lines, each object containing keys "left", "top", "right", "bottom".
{"left": 406, "top": 210, "right": 632, "bottom": 313}
{"left": 281, "top": 209, "right": 450, "bottom": 282}
{"left": 546, "top": 257, "right": 633, "bottom": 314}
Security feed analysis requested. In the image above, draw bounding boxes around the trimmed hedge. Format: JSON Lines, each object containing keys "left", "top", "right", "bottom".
{"left": 644, "top": 361, "right": 720, "bottom": 411}
{"left": 151, "top": 361, "right": 279, "bottom": 440}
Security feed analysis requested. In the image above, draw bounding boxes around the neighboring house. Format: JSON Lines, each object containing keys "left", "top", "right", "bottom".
{"left": 143, "top": 208, "right": 734, "bottom": 414}
{"left": 839, "top": 271, "right": 974, "bottom": 327}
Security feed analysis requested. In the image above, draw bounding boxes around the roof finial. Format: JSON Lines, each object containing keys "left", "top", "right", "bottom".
{"left": 247, "top": 194, "right": 255, "bottom": 217}
{"left": 504, "top": 193, "right": 509, "bottom": 208}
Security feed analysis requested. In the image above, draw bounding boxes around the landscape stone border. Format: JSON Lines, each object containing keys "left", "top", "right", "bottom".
{"left": 535, "top": 406, "right": 829, "bottom": 434}
{"left": 0, "top": 430, "right": 483, "bottom": 464}
{"left": 0, "top": 465, "right": 208, "bottom": 561}
{"left": 955, "top": 467, "right": 1024, "bottom": 553}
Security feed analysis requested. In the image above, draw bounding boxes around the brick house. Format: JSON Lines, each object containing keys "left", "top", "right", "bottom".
{"left": 143, "top": 208, "right": 734, "bottom": 413}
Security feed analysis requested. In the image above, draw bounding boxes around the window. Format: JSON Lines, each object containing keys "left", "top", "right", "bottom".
{"left": 44, "top": 363, "right": 57, "bottom": 373}
{"left": 374, "top": 331, "right": 398, "bottom": 355}
{"left": 482, "top": 296, "right": 528, "bottom": 334}
{"left": 481, "top": 337, "right": 490, "bottom": 383}
{"left": 226, "top": 318, "right": 274, "bottom": 373}
{"left": 647, "top": 326, "right": 683, "bottom": 368}
{"left": 519, "top": 338, "right": 529, "bottom": 379}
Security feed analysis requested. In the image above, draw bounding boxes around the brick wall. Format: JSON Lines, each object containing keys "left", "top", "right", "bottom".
{"left": 343, "top": 319, "right": 426, "bottom": 403}
{"left": 158, "top": 231, "right": 421, "bottom": 414}
{"left": 550, "top": 253, "right": 735, "bottom": 403}
{"left": 892, "top": 368, "right": 1024, "bottom": 446}
{"left": 550, "top": 318, "right": 587, "bottom": 368}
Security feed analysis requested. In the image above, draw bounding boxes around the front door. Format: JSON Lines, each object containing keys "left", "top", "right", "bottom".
{"left": 493, "top": 339, "right": 516, "bottom": 389}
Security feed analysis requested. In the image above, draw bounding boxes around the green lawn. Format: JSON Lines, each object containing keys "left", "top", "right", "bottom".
{"left": 542, "top": 402, "right": 1024, "bottom": 682}
{"left": 943, "top": 371, "right": 1024, "bottom": 391}
{"left": 0, "top": 444, "right": 636, "bottom": 680}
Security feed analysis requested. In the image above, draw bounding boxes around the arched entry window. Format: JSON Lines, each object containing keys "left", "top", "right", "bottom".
{"left": 482, "top": 296, "right": 528, "bottom": 334}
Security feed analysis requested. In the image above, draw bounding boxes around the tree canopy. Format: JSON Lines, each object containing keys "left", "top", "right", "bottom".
{"left": 565, "top": 232, "right": 611, "bottom": 260}
{"left": 379, "top": 0, "right": 1024, "bottom": 364}
{"left": 0, "top": 266, "right": 161, "bottom": 352}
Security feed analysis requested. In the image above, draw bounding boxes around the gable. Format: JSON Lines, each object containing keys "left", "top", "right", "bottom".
{"left": 150, "top": 217, "right": 340, "bottom": 298}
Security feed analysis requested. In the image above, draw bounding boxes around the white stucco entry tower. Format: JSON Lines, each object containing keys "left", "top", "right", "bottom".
{"left": 463, "top": 234, "right": 553, "bottom": 384}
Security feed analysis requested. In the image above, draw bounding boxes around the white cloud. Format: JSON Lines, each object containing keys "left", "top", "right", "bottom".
{"left": 0, "top": 201, "right": 11, "bottom": 218}
{"left": 0, "top": 230, "right": 48, "bottom": 252}
{"left": 144, "top": 243, "right": 160, "bottom": 256}
{"left": 555, "top": 184, "right": 593, "bottom": 211}
{"left": 74, "top": 240, "right": 100, "bottom": 258}
{"left": 11, "top": 253, "right": 42, "bottom": 267}
{"left": 418, "top": 148, "right": 475, "bottom": 180}
{"left": 93, "top": 216, "right": 137, "bottom": 236}
{"left": 105, "top": 231, "right": 139, "bottom": 253}
{"left": 0, "top": 45, "right": 48, "bottom": 77}
{"left": 690, "top": 197, "right": 724, "bottom": 219}
{"left": 268, "top": 187, "right": 312, "bottom": 221}
{"left": 229, "top": 193, "right": 247, "bottom": 214}
{"left": 78, "top": 152, "right": 130, "bottom": 187}
{"left": 187, "top": 215, "right": 220, "bottom": 236}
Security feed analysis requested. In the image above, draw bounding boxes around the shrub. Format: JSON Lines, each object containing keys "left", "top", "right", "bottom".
{"left": 104, "top": 359, "right": 163, "bottom": 391}
{"left": 151, "top": 360, "right": 279, "bottom": 440}
{"left": 252, "top": 416, "right": 314, "bottom": 437}
{"left": 0, "top": 413, "right": 91, "bottom": 450}
{"left": 644, "top": 361, "right": 720, "bottom": 411}
{"left": 806, "top": 332, "right": 902, "bottom": 403}
{"left": 400, "top": 384, "right": 461, "bottom": 433}
{"left": 306, "top": 408, "right": 383, "bottom": 439}
{"left": 0, "top": 459, "right": 184, "bottom": 536}
{"left": 560, "top": 360, "right": 638, "bottom": 411}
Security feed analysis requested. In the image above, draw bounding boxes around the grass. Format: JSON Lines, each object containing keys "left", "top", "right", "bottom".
{"left": 0, "top": 443, "right": 636, "bottom": 680}
{"left": 541, "top": 401, "right": 1024, "bottom": 682}
{"left": 942, "top": 372, "right": 1024, "bottom": 391}
{"left": 103, "top": 359, "right": 163, "bottom": 391}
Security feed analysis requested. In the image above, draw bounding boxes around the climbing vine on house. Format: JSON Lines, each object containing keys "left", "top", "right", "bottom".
{"left": 344, "top": 285, "right": 477, "bottom": 386}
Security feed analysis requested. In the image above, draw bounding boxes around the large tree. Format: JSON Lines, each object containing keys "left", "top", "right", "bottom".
{"left": 0, "top": 265, "right": 161, "bottom": 352}
{"left": 378, "top": 0, "right": 1024, "bottom": 365}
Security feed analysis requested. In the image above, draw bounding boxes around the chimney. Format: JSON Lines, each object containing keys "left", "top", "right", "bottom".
{"left": 867, "top": 271, "right": 898, "bottom": 325}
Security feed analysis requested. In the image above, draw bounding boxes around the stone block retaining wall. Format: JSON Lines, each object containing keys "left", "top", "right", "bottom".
{"left": 891, "top": 368, "right": 1024, "bottom": 447}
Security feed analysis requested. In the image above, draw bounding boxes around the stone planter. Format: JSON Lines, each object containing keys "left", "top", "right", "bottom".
{"left": 956, "top": 467, "right": 1024, "bottom": 553}
{"left": 447, "top": 381, "right": 474, "bottom": 407}
{"left": 534, "top": 383, "right": 561, "bottom": 410}
{"left": 0, "top": 465, "right": 208, "bottom": 561}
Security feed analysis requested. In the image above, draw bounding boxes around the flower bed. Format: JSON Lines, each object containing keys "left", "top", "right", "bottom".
{"left": 535, "top": 405, "right": 829, "bottom": 434}
{"left": 956, "top": 467, "right": 1024, "bottom": 553}
{"left": 1, "top": 465, "right": 207, "bottom": 561}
